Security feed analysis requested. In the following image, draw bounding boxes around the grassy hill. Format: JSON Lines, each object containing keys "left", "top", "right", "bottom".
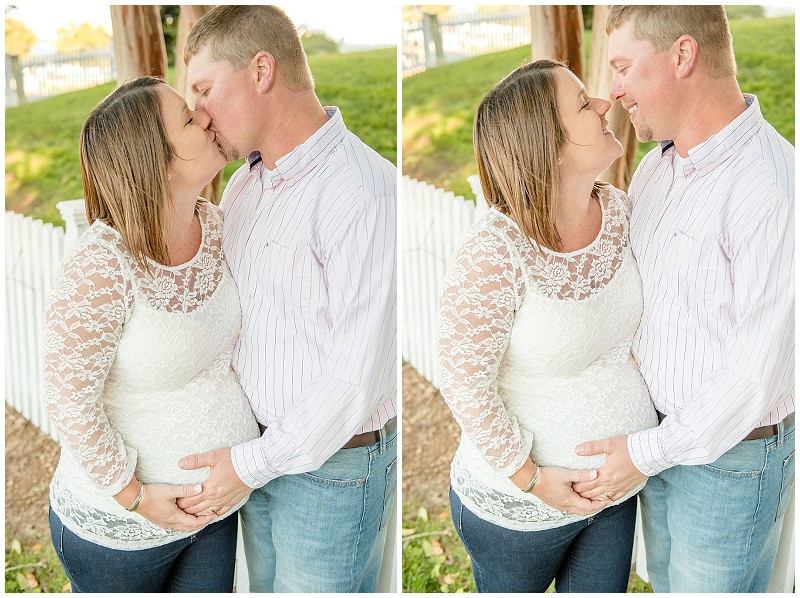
{"left": 5, "top": 47, "right": 396, "bottom": 225}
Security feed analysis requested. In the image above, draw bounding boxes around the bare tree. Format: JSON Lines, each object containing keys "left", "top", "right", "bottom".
{"left": 530, "top": 6, "right": 585, "bottom": 80}
{"left": 174, "top": 5, "right": 215, "bottom": 98}
{"left": 175, "top": 5, "right": 223, "bottom": 204}
{"left": 110, "top": 6, "right": 167, "bottom": 84}
{"left": 587, "top": 5, "right": 636, "bottom": 190}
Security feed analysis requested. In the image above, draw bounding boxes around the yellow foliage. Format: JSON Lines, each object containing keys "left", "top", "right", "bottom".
{"left": 56, "top": 22, "right": 111, "bottom": 53}
{"left": 5, "top": 17, "right": 36, "bottom": 57}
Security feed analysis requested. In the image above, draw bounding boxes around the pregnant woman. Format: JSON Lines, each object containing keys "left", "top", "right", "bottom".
{"left": 43, "top": 76, "right": 259, "bottom": 592}
{"left": 438, "top": 59, "right": 657, "bottom": 592}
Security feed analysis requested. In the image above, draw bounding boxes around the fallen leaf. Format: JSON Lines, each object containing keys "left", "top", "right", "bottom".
{"left": 62, "top": 582, "right": 72, "bottom": 592}
{"left": 441, "top": 573, "right": 457, "bottom": 585}
{"left": 431, "top": 539, "right": 444, "bottom": 555}
{"left": 32, "top": 544, "right": 42, "bottom": 553}
{"left": 11, "top": 539, "right": 22, "bottom": 554}
{"left": 421, "top": 539, "right": 434, "bottom": 557}
{"left": 25, "top": 572, "right": 39, "bottom": 589}
{"left": 418, "top": 506, "right": 428, "bottom": 522}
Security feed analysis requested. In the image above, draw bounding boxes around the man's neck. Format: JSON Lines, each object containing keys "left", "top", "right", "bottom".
{"left": 671, "top": 79, "right": 748, "bottom": 157}
{"left": 257, "top": 90, "right": 331, "bottom": 170}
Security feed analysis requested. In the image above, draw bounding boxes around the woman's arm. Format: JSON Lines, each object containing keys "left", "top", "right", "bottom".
{"left": 43, "top": 238, "right": 212, "bottom": 531}
{"left": 438, "top": 225, "right": 608, "bottom": 516}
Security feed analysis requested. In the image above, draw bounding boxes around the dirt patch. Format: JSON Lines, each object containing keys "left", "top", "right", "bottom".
{"left": 5, "top": 404, "right": 60, "bottom": 543}
{"left": 401, "top": 362, "right": 460, "bottom": 511}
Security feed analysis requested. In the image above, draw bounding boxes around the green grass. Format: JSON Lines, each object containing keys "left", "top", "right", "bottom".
{"left": 5, "top": 48, "right": 396, "bottom": 225}
{"left": 5, "top": 534, "right": 71, "bottom": 593}
{"left": 402, "top": 502, "right": 653, "bottom": 593}
{"left": 403, "top": 15, "right": 794, "bottom": 198}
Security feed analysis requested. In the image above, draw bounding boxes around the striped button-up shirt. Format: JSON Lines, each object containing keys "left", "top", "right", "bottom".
{"left": 627, "top": 94, "right": 794, "bottom": 476}
{"left": 222, "top": 107, "right": 397, "bottom": 488}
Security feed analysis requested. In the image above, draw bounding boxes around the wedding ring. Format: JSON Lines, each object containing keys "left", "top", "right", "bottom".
{"left": 604, "top": 492, "right": 613, "bottom": 500}
{"left": 210, "top": 507, "right": 219, "bottom": 514}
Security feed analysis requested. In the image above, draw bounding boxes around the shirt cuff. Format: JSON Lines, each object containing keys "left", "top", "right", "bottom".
{"left": 627, "top": 428, "right": 673, "bottom": 476}
{"left": 231, "top": 439, "right": 280, "bottom": 489}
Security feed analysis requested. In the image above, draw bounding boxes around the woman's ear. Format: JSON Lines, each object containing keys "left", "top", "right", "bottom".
{"left": 254, "top": 51, "right": 276, "bottom": 93}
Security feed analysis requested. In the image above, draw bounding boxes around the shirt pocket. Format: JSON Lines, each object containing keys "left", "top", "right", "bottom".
{"left": 254, "top": 239, "right": 316, "bottom": 321}
{"left": 667, "top": 229, "right": 719, "bottom": 315}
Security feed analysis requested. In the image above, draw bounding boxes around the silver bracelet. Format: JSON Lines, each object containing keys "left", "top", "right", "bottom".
{"left": 523, "top": 465, "right": 541, "bottom": 493}
{"left": 127, "top": 483, "right": 145, "bottom": 512}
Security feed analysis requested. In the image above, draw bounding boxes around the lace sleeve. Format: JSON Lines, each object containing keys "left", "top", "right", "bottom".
{"left": 437, "top": 223, "right": 531, "bottom": 477}
{"left": 43, "top": 233, "right": 137, "bottom": 495}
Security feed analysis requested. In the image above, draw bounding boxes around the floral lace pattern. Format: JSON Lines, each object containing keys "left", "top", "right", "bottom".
{"left": 438, "top": 185, "right": 657, "bottom": 530}
{"left": 44, "top": 201, "right": 260, "bottom": 549}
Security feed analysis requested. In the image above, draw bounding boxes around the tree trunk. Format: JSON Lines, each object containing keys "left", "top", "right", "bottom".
{"left": 588, "top": 5, "right": 637, "bottom": 190}
{"left": 174, "top": 5, "right": 215, "bottom": 99}
{"left": 174, "top": 5, "right": 223, "bottom": 204}
{"left": 530, "top": 6, "right": 584, "bottom": 80}
{"left": 110, "top": 6, "right": 168, "bottom": 84}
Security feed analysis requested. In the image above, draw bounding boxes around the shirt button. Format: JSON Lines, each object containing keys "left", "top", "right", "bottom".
{"left": 288, "top": 177, "right": 296, "bottom": 185}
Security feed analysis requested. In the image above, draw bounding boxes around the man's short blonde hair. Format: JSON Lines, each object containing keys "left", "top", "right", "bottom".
{"left": 606, "top": 6, "right": 736, "bottom": 79}
{"left": 184, "top": 5, "right": 314, "bottom": 91}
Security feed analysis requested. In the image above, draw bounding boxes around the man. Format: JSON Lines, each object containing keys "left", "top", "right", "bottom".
{"left": 572, "top": 6, "right": 794, "bottom": 592}
{"left": 173, "top": 6, "right": 397, "bottom": 592}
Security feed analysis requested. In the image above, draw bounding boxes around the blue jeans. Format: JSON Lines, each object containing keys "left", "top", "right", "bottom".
{"left": 450, "top": 487, "right": 637, "bottom": 592}
{"left": 639, "top": 420, "right": 795, "bottom": 592}
{"left": 239, "top": 425, "right": 397, "bottom": 592}
{"left": 49, "top": 506, "right": 238, "bottom": 592}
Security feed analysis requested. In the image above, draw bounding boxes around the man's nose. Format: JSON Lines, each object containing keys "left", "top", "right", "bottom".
{"left": 194, "top": 108, "right": 211, "bottom": 129}
{"left": 609, "top": 75, "right": 624, "bottom": 102}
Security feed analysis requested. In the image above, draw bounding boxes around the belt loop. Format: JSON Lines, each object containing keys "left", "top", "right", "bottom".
{"left": 378, "top": 424, "right": 386, "bottom": 455}
{"left": 777, "top": 420, "right": 785, "bottom": 447}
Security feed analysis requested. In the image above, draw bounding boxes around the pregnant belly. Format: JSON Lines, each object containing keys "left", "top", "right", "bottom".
{"left": 106, "top": 376, "right": 259, "bottom": 486}
{"left": 503, "top": 360, "right": 657, "bottom": 471}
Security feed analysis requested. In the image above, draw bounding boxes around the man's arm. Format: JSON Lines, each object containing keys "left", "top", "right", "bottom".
{"left": 178, "top": 194, "right": 396, "bottom": 515}
{"left": 575, "top": 189, "right": 794, "bottom": 498}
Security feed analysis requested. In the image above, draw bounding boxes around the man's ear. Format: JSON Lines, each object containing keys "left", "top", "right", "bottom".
{"left": 673, "top": 34, "right": 698, "bottom": 79}
{"left": 253, "top": 51, "right": 276, "bottom": 93}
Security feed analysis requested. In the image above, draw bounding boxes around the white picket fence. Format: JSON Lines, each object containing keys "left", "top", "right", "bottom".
{"left": 4, "top": 200, "right": 397, "bottom": 592}
{"left": 401, "top": 175, "right": 795, "bottom": 591}
{"left": 5, "top": 204, "right": 76, "bottom": 443}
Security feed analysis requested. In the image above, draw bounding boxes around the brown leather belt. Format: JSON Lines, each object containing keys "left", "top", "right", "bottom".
{"left": 656, "top": 411, "right": 794, "bottom": 441}
{"left": 743, "top": 412, "right": 794, "bottom": 440}
{"left": 342, "top": 417, "right": 397, "bottom": 449}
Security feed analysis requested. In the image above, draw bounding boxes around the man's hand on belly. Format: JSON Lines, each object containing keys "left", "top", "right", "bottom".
{"left": 571, "top": 435, "right": 647, "bottom": 501}
{"left": 176, "top": 448, "right": 252, "bottom": 517}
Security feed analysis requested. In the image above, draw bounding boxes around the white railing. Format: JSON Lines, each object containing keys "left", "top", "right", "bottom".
{"left": 401, "top": 175, "right": 795, "bottom": 592}
{"left": 6, "top": 47, "right": 115, "bottom": 107}
{"left": 403, "top": 9, "right": 530, "bottom": 76}
{"left": 4, "top": 200, "right": 397, "bottom": 591}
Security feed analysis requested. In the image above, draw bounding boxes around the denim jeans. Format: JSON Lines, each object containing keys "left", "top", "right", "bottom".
{"left": 639, "top": 420, "right": 794, "bottom": 592}
{"left": 450, "top": 487, "right": 637, "bottom": 593}
{"left": 49, "top": 506, "right": 238, "bottom": 592}
{"left": 239, "top": 425, "right": 397, "bottom": 592}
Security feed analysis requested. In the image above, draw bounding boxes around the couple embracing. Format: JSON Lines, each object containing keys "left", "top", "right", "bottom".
{"left": 439, "top": 5, "right": 793, "bottom": 593}
{"left": 44, "top": 5, "right": 396, "bottom": 593}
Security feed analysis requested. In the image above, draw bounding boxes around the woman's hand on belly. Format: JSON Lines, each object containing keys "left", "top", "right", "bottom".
{"left": 529, "top": 466, "right": 611, "bottom": 516}
{"left": 136, "top": 483, "right": 217, "bottom": 532}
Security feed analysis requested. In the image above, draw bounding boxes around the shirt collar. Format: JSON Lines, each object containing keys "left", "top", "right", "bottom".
{"left": 660, "top": 94, "right": 763, "bottom": 175}
{"left": 247, "top": 106, "right": 347, "bottom": 189}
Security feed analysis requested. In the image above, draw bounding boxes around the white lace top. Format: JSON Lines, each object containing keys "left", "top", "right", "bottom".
{"left": 44, "top": 200, "right": 260, "bottom": 550}
{"left": 438, "top": 184, "right": 657, "bottom": 531}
